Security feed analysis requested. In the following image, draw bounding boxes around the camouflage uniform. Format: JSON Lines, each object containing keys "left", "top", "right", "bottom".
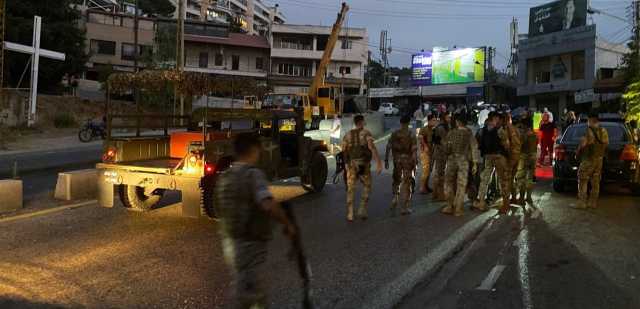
{"left": 516, "top": 129, "right": 538, "bottom": 205}
{"left": 505, "top": 123, "right": 522, "bottom": 199}
{"left": 476, "top": 125, "right": 511, "bottom": 211}
{"left": 386, "top": 127, "right": 418, "bottom": 213}
{"left": 216, "top": 163, "right": 274, "bottom": 309}
{"left": 577, "top": 126, "right": 609, "bottom": 208}
{"left": 342, "top": 128, "right": 375, "bottom": 219}
{"left": 432, "top": 123, "right": 451, "bottom": 200}
{"left": 443, "top": 126, "right": 480, "bottom": 216}
{"left": 418, "top": 125, "right": 434, "bottom": 192}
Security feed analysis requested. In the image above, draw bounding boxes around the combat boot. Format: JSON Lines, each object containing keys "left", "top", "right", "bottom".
{"left": 572, "top": 200, "right": 588, "bottom": 210}
{"left": 391, "top": 194, "right": 399, "bottom": 209}
{"left": 588, "top": 199, "right": 598, "bottom": 209}
{"left": 516, "top": 191, "right": 526, "bottom": 206}
{"left": 454, "top": 204, "right": 464, "bottom": 217}
{"left": 472, "top": 200, "right": 487, "bottom": 211}
{"left": 357, "top": 203, "right": 368, "bottom": 220}
{"left": 441, "top": 206, "right": 453, "bottom": 214}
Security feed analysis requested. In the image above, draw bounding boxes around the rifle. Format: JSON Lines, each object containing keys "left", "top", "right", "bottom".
{"left": 332, "top": 151, "right": 346, "bottom": 186}
{"left": 281, "top": 202, "right": 315, "bottom": 309}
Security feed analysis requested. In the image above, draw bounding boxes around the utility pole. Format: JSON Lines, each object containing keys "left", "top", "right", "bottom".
{"left": 508, "top": 17, "right": 519, "bottom": 78}
{"left": 0, "top": 0, "right": 5, "bottom": 91}
{"left": 379, "top": 30, "right": 391, "bottom": 87}
{"left": 176, "top": 0, "right": 185, "bottom": 124}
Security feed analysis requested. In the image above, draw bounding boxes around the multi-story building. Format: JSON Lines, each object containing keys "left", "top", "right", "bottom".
{"left": 269, "top": 24, "right": 368, "bottom": 95}
{"left": 517, "top": 25, "right": 628, "bottom": 115}
{"left": 171, "top": 0, "right": 285, "bottom": 36}
{"left": 183, "top": 32, "right": 270, "bottom": 80}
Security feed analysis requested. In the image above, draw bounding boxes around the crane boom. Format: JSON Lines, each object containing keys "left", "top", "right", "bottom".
{"left": 308, "top": 2, "right": 349, "bottom": 105}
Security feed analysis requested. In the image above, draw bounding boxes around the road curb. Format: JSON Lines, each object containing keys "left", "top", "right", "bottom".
{"left": 360, "top": 211, "right": 495, "bottom": 309}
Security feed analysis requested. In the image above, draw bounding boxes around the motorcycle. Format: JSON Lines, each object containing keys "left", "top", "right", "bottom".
{"left": 78, "top": 119, "right": 106, "bottom": 142}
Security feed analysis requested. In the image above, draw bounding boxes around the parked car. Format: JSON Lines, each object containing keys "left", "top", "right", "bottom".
{"left": 378, "top": 102, "right": 399, "bottom": 116}
{"left": 552, "top": 121, "right": 640, "bottom": 194}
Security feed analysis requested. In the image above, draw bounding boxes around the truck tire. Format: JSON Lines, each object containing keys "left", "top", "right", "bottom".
{"left": 303, "top": 152, "right": 328, "bottom": 193}
{"left": 200, "top": 175, "right": 217, "bottom": 219}
{"left": 119, "top": 185, "right": 164, "bottom": 212}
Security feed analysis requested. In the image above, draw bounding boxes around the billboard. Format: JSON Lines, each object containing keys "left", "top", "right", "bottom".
{"left": 411, "top": 52, "right": 433, "bottom": 86}
{"left": 432, "top": 48, "right": 486, "bottom": 85}
{"left": 529, "top": 0, "right": 587, "bottom": 37}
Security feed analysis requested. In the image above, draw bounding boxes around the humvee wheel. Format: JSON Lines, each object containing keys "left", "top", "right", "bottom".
{"left": 119, "top": 185, "right": 164, "bottom": 211}
{"left": 303, "top": 152, "right": 328, "bottom": 193}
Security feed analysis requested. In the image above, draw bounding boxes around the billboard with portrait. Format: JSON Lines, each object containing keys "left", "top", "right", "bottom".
{"left": 529, "top": 0, "right": 587, "bottom": 37}
{"left": 431, "top": 48, "right": 486, "bottom": 85}
{"left": 411, "top": 52, "right": 433, "bottom": 86}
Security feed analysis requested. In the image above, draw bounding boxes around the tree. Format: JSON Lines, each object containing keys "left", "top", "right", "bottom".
{"left": 624, "top": 81, "right": 640, "bottom": 122}
{"left": 5, "top": 0, "right": 88, "bottom": 92}
{"left": 365, "top": 59, "right": 385, "bottom": 88}
{"left": 128, "top": 0, "right": 175, "bottom": 17}
{"left": 621, "top": 38, "right": 640, "bottom": 84}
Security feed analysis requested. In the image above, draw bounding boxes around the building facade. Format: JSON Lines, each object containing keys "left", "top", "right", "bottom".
{"left": 172, "top": 0, "right": 285, "bottom": 36}
{"left": 184, "top": 32, "right": 270, "bottom": 80}
{"left": 517, "top": 25, "right": 628, "bottom": 115}
{"left": 269, "top": 24, "right": 368, "bottom": 95}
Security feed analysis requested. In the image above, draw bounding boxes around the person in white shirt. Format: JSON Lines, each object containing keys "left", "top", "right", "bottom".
{"left": 330, "top": 114, "right": 342, "bottom": 154}
{"left": 543, "top": 107, "right": 554, "bottom": 123}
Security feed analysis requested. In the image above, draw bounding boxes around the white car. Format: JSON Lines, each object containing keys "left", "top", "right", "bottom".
{"left": 378, "top": 102, "right": 399, "bottom": 116}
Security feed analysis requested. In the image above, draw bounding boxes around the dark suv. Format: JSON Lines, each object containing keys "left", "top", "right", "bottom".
{"left": 552, "top": 121, "right": 640, "bottom": 194}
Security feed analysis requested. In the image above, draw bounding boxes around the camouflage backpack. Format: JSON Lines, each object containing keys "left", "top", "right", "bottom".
{"left": 392, "top": 129, "right": 414, "bottom": 155}
{"left": 347, "top": 129, "right": 372, "bottom": 164}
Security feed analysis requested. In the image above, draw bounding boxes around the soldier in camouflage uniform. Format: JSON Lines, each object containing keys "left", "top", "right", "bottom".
{"left": 474, "top": 112, "right": 512, "bottom": 214}
{"left": 418, "top": 115, "right": 438, "bottom": 194}
{"left": 515, "top": 117, "right": 538, "bottom": 207}
{"left": 432, "top": 113, "right": 452, "bottom": 201}
{"left": 503, "top": 113, "right": 522, "bottom": 203}
{"left": 215, "top": 133, "right": 296, "bottom": 309}
{"left": 385, "top": 115, "right": 418, "bottom": 215}
{"left": 442, "top": 114, "right": 480, "bottom": 217}
{"left": 574, "top": 113, "right": 609, "bottom": 209}
{"left": 342, "top": 115, "right": 383, "bottom": 221}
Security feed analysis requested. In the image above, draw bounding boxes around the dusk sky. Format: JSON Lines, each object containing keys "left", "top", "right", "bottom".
{"left": 267, "top": 0, "right": 633, "bottom": 69}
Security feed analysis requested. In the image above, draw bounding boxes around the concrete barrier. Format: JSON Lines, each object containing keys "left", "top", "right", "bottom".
{"left": 0, "top": 179, "right": 23, "bottom": 213}
{"left": 54, "top": 169, "right": 98, "bottom": 201}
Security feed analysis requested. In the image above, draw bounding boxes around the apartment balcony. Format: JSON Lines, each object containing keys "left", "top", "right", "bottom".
{"left": 271, "top": 47, "right": 365, "bottom": 63}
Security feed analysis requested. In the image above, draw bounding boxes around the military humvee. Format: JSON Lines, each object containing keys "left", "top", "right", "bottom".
{"left": 96, "top": 108, "right": 329, "bottom": 218}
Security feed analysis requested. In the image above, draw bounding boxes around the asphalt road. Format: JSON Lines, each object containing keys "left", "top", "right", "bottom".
{"left": 399, "top": 180, "right": 640, "bottom": 309}
{"left": 3, "top": 118, "right": 640, "bottom": 308}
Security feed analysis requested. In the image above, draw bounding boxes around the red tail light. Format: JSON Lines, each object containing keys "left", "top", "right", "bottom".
{"left": 554, "top": 144, "right": 566, "bottom": 161}
{"left": 205, "top": 162, "right": 216, "bottom": 175}
{"left": 102, "top": 147, "right": 117, "bottom": 162}
{"left": 620, "top": 144, "right": 638, "bottom": 161}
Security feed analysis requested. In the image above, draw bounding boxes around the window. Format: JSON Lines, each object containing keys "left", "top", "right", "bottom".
{"left": 90, "top": 39, "right": 116, "bottom": 55}
{"left": 278, "top": 37, "right": 312, "bottom": 50}
{"left": 256, "top": 57, "right": 264, "bottom": 70}
{"left": 341, "top": 39, "right": 352, "bottom": 49}
{"left": 232, "top": 55, "right": 240, "bottom": 70}
{"left": 199, "top": 52, "right": 209, "bottom": 68}
{"left": 215, "top": 53, "right": 223, "bottom": 66}
{"left": 339, "top": 66, "right": 351, "bottom": 75}
{"left": 121, "top": 43, "right": 136, "bottom": 61}
{"left": 121, "top": 43, "right": 151, "bottom": 61}
{"left": 571, "top": 51, "right": 585, "bottom": 80}
{"left": 277, "top": 63, "right": 311, "bottom": 77}
{"left": 533, "top": 57, "right": 551, "bottom": 84}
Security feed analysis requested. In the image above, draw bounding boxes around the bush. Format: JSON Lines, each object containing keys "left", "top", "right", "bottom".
{"left": 53, "top": 113, "right": 77, "bottom": 128}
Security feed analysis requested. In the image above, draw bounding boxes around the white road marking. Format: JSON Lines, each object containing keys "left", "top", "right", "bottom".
{"left": 0, "top": 200, "right": 96, "bottom": 224}
{"left": 477, "top": 265, "right": 507, "bottom": 291}
{"left": 517, "top": 192, "right": 549, "bottom": 309}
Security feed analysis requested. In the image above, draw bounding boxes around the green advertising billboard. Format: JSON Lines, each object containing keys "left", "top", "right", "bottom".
{"left": 432, "top": 48, "right": 486, "bottom": 85}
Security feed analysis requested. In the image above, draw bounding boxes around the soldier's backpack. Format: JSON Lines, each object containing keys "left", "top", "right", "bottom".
{"left": 392, "top": 130, "right": 413, "bottom": 155}
{"left": 347, "top": 129, "right": 372, "bottom": 164}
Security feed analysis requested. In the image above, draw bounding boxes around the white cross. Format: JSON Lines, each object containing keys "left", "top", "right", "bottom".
{"left": 3, "top": 16, "right": 66, "bottom": 127}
